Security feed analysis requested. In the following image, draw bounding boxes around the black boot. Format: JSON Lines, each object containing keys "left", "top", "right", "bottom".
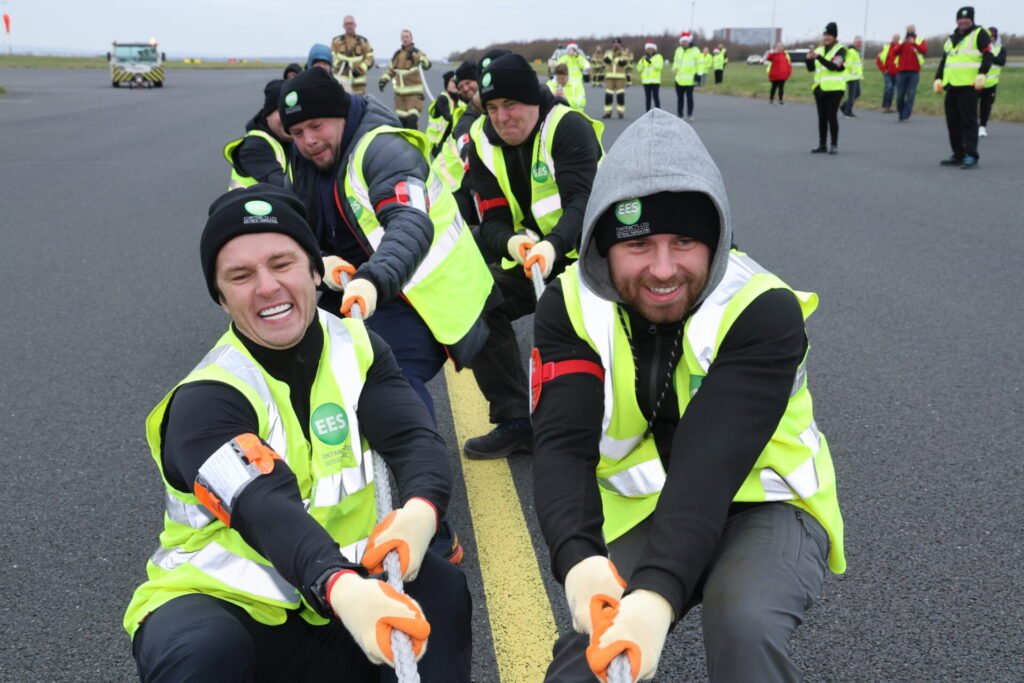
{"left": 463, "top": 419, "right": 532, "bottom": 459}
{"left": 811, "top": 145, "right": 828, "bottom": 154}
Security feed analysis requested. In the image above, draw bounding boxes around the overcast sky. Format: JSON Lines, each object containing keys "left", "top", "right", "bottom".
{"left": 4, "top": 0, "right": 1021, "bottom": 57}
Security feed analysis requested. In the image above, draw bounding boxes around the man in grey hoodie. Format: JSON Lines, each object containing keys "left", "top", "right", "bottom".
{"left": 532, "top": 110, "right": 845, "bottom": 682}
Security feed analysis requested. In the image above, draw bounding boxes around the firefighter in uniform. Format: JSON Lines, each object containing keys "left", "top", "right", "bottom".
{"left": 602, "top": 38, "right": 634, "bottom": 119}
{"left": 330, "top": 15, "right": 375, "bottom": 94}
{"left": 124, "top": 185, "right": 472, "bottom": 682}
{"left": 379, "top": 29, "right": 432, "bottom": 130}
{"left": 934, "top": 6, "right": 994, "bottom": 169}
{"left": 533, "top": 110, "right": 845, "bottom": 683}
{"left": 461, "top": 53, "right": 604, "bottom": 459}
{"left": 425, "top": 71, "right": 462, "bottom": 158}
{"left": 591, "top": 45, "right": 605, "bottom": 87}
{"left": 223, "top": 79, "right": 292, "bottom": 190}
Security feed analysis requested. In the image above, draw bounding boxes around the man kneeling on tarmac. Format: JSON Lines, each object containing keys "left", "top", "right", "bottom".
{"left": 124, "top": 185, "right": 471, "bottom": 682}
{"left": 533, "top": 111, "right": 845, "bottom": 681}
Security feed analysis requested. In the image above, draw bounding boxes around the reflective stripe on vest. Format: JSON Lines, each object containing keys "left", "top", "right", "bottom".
{"left": 943, "top": 28, "right": 984, "bottom": 86}
{"left": 639, "top": 54, "right": 664, "bottom": 84}
{"left": 341, "top": 125, "right": 492, "bottom": 348}
{"left": 223, "top": 130, "right": 290, "bottom": 191}
{"left": 673, "top": 46, "right": 699, "bottom": 85}
{"left": 814, "top": 43, "right": 847, "bottom": 91}
{"left": 986, "top": 44, "right": 1003, "bottom": 87}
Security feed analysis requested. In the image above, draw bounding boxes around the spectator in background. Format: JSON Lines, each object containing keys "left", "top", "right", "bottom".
{"left": 841, "top": 36, "right": 864, "bottom": 117}
{"left": 893, "top": 24, "right": 928, "bottom": 121}
{"left": 978, "top": 26, "right": 1006, "bottom": 138}
{"left": 876, "top": 34, "right": 900, "bottom": 112}
{"left": 765, "top": 42, "right": 792, "bottom": 105}
{"left": 306, "top": 43, "right": 333, "bottom": 73}
{"left": 806, "top": 22, "right": 847, "bottom": 155}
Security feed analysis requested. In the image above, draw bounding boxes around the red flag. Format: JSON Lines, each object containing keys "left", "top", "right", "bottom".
{"left": 2, "top": 14, "right": 10, "bottom": 34}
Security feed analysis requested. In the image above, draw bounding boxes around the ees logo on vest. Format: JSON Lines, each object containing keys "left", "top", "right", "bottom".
{"left": 531, "top": 161, "right": 550, "bottom": 182}
{"left": 613, "top": 198, "right": 651, "bottom": 239}
{"left": 311, "top": 403, "right": 356, "bottom": 467}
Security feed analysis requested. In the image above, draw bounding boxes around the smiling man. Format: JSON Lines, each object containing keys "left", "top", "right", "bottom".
{"left": 123, "top": 185, "right": 472, "bottom": 682}
{"left": 532, "top": 111, "right": 845, "bottom": 682}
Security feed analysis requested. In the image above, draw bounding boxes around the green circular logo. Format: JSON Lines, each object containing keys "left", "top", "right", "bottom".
{"left": 614, "top": 198, "right": 642, "bottom": 225}
{"left": 347, "top": 196, "right": 363, "bottom": 219}
{"left": 482, "top": 58, "right": 492, "bottom": 69}
{"left": 284, "top": 91, "right": 298, "bottom": 107}
{"left": 482, "top": 72, "right": 492, "bottom": 87}
{"left": 531, "top": 161, "right": 550, "bottom": 182}
{"left": 244, "top": 200, "right": 273, "bottom": 216}
{"left": 311, "top": 403, "right": 349, "bottom": 445}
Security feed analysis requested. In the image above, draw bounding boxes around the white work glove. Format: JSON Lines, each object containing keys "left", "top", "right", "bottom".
{"left": 564, "top": 555, "right": 627, "bottom": 634}
{"left": 340, "top": 277, "right": 378, "bottom": 319}
{"left": 322, "top": 255, "right": 356, "bottom": 292}
{"left": 933, "top": 78, "right": 944, "bottom": 94}
{"left": 586, "top": 589, "right": 674, "bottom": 682}
{"left": 327, "top": 571, "right": 430, "bottom": 667}
{"left": 973, "top": 74, "right": 986, "bottom": 91}
{"left": 506, "top": 234, "right": 535, "bottom": 265}
{"left": 524, "top": 240, "right": 557, "bottom": 280}
{"left": 361, "top": 498, "right": 438, "bottom": 582}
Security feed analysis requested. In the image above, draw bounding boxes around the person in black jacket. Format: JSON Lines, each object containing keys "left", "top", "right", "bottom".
{"left": 126, "top": 185, "right": 472, "bottom": 682}
{"left": 461, "top": 53, "right": 602, "bottom": 459}
{"left": 934, "top": 7, "right": 994, "bottom": 168}
{"left": 223, "top": 79, "right": 293, "bottom": 190}
{"left": 978, "top": 26, "right": 1006, "bottom": 137}
{"left": 806, "top": 22, "right": 846, "bottom": 154}
{"left": 533, "top": 111, "right": 844, "bottom": 682}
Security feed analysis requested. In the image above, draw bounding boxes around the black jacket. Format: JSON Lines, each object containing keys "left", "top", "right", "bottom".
{"left": 160, "top": 316, "right": 451, "bottom": 617}
{"left": 231, "top": 112, "right": 292, "bottom": 188}
{"left": 935, "top": 26, "right": 994, "bottom": 82}
{"left": 467, "top": 89, "right": 601, "bottom": 265}
{"left": 532, "top": 279, "right": 807, "bottom": 619}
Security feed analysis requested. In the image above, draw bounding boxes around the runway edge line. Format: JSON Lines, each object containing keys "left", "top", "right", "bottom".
{"left": 444, "top": 363, "right": 558, "bottom": 683}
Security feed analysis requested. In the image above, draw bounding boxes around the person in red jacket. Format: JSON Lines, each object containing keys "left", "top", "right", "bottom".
{"left": 893, "top": 24, "right": 928, "bottom": 121}
{"left": 876, "top": 33, "right": 900, "bottom": 112}
{"left": 765, "top": 42, "right": 792, "bottom": 104}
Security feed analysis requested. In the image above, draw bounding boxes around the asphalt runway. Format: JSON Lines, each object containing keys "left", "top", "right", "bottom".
{"left": 1, "top": 65, "right": 1022, "bottom": 682}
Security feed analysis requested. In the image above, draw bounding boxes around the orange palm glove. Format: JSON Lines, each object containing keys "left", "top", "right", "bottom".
{"left": 564, "top": 556, "right": 626, "bottom": 634}
{"left": 524, "top": 240, "right": 557, "bottom": 280}
{"left": 586, "top": 589, "right": 674, "bottom": 682}
{"left": 361, "top": 498, "right": 438, "bottom": 582}
{"left": 506, "top": 234, "right": 535, "bottom": 265}
{"left": 322, "top": 255, "right": 356, "bottom": 292}
{"left": 327, "top": 571, "right": 430, "bottom": 667}
{"left": 340, "top": 278, "right": 378, "bottom": 319}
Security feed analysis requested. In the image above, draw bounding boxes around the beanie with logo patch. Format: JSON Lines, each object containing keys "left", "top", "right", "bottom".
{"left": 479, "top": 53, "right": 542, "bottom": 105}
{"left": 592, "top": 191, "right": 720, "bottom": 257}
{"left": 201, "top": 184, "right": 324, "bottom": 302}
{"left": 278, "top": 67, "right": 350, "bottom": 133}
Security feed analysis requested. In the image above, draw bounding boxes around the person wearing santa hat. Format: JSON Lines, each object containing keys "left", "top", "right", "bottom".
{"left": 637, "top": 41, "right": 665, "bottom": 112}
{"left": 672, "top": 32, "right": 701, "bottom": 120}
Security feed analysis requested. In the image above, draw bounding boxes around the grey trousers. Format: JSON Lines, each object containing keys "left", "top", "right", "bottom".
{"left": 544, "top": 503, "right": 830, "bottom": 682}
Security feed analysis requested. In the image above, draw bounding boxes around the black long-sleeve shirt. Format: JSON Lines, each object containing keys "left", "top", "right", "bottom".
{"left": 935, "top": 26, "right": 994, "bottom": 82}
{"left": 805, "top": 45, "right": 847, "bottom": 74}
{"left": 232, "top": 113, "right": 292, "bottom": 188}
{"left": 160, "top": 315, "right": 451, "bottom": 615}
{"left": 468, "top": 90, "right": 601, "bottom": 263}
{"left": 532, "top": 280, "right": 806, "bottom": 618}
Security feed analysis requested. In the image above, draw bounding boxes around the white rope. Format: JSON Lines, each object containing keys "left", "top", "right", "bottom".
{"left": 608, "top": 653, "right": 632, "bottom": 683}
{"left": 418, "top": 64, "right": 434, "bottom": 103}
{"left": 341, "top": 272, "right": 420, "bottom": 683}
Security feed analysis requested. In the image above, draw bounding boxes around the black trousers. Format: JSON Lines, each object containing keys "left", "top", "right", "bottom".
{"left": 979, "top": 85, "right": 998, "bottom": 127}
{"left": 945, "top": 86, "right": 980, "bottom": 159}
{"left": 132, "top": 553, "right": 472, "bottom": 682}
{"left": 814, "top": 89, "right": 843, "bottom": 146}
{"left": 675, "top": 84, "right": 695, "bottom": 116}
{"left": 643, "top": 83, "right": 661, "bottom": 111}
{"left": 714, "top": 68, "right": 724, "bottom": 84}
{"left": 769, "top": 79, "right": 786, "bottom": 102}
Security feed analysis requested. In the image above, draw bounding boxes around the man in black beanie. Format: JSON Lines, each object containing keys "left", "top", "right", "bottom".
{"left": 125, "top": 183, "right": 473, "bottom": 683}
{"left": 222, "top": 79, "right": 294, "bottom": 189}
{"left": 461, "top": 52, "right": 604, "bottom": 459}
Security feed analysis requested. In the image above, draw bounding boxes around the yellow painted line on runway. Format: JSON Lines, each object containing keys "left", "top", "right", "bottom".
{"left": 445, "top": 363, "right": 557, "bottom": 683}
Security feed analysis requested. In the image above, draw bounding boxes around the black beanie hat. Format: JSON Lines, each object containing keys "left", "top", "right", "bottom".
{"left": 480, "top": 53, "right": 543, "bottom": 105}
{"left": 201, "top": 184, "right": 324, "bottom": 303}
{"left": 477, "top": 48, "right": 511, "bottom": 80}
{"left": 592, "top": 191, "right": 720, "bottom": 257}
{"left": 262, "top": 79, "right": 284, "bottom": 118}
{"left": 455, "top": 60, "right": 477, "bottom": 83}
{"left": 957, "top": 6, "right": 974, "bottom": 20}
{"left": 824, "top": 22, "right": 838, "bottom": 37}
{"left": 283, "top": 62, "right": 302, "bottom": 79}
{"left": 278, "top": 67, "right": 350, "bottom": 133}
{"left": 442, "top": 70, "right": 456, "bottom": 88}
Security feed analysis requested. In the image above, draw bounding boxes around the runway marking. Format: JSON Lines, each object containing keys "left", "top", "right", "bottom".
{"left": 444, "top": 363, "right": 557, "bottom": 682}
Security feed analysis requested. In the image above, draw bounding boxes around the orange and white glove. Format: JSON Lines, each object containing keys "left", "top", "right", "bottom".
{"left": 327, "top": 571, "right": 430, "bottom": 667}
{"left": 973, "top": 74, "right": 986, "bottom": 91}
{"left": 322, "top": 255, "right": 356, "bottom": 292}
{"left": 524, "top": 240, "right": 557, "bottom": 280}
{"left": 362, "top": 498, "right": 438, "bottom": 582}
{"left": 506, "top": 234, "right": 535, "bottom": 265}
{"left": 586, "top": 589, "right": 674, "bottom": 682}
{"left": 933, "top": 78, "right": 944, "bottom": 94}
{"left": 340, "top": 278, "right": 378, "bottom": 319}
{"left": 564, "top": 556, "right": 626, "bottom": 634}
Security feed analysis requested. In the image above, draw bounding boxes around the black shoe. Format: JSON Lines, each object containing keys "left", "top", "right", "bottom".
{"left": 618, "top": 112, "right": 624, "bottom": 119}
{"left": 828, "top": 145, "right": 838, "bottom": 155}
{"left": 961, "top": 155, "right": 978, "bottom": 170}
{"left": 463, "top": 420, "right": 532, "bottom": 459}
{"left": 601, "top": 113, "right": 612, "bottom": 119}
{"left": 811, "top": 146, "right": 828, "bottom": 154}
{"left": 778, "top": 100, "right": 784, "bottom": 106}
{"left": 939, "top": 155, "right": 964, "bottom": 166}
{"left": 428, "top": 518, "right": 465, "bottom": 564}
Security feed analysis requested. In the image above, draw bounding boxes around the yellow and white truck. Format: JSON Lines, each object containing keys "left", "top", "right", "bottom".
{"left": 107, "top": 40, "right": 165, "bottom": 88}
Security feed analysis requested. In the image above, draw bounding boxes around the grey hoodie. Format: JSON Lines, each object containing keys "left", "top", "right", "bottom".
{"left": 577, "top": 109, "right": 733, "bottom": 311}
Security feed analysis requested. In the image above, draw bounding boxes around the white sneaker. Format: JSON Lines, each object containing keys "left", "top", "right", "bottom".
{"left": 979, "top": 125, "right": 988, "bottom": 138}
